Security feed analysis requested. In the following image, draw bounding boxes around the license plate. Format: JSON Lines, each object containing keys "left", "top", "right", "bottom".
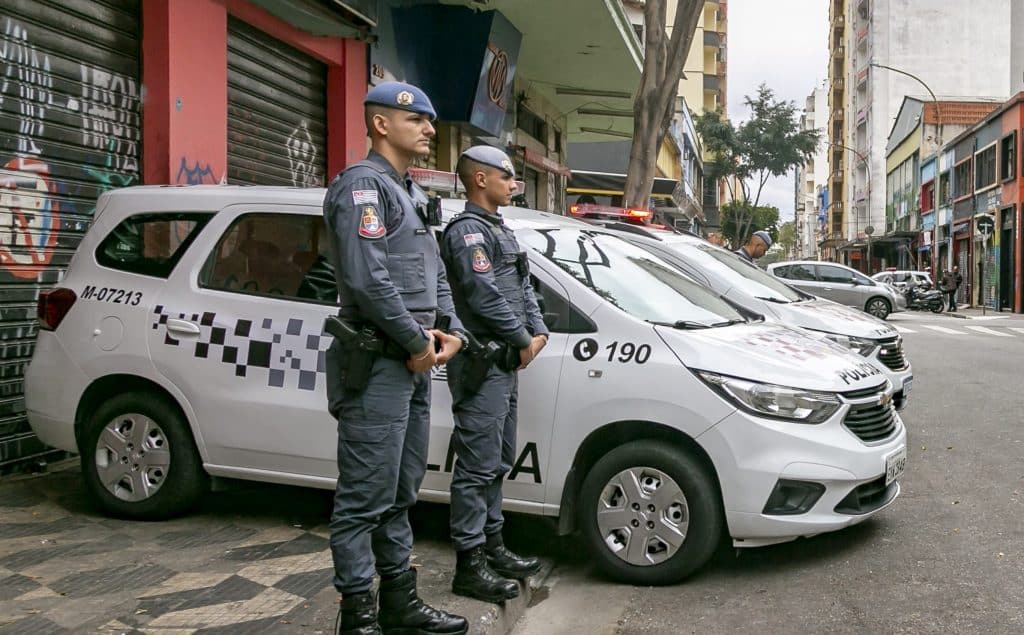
{"left": 885, "top": 446, "right": 907, "bottom": 486}
{"left": 903, "top": 377, "right": 913, "bottom": 397}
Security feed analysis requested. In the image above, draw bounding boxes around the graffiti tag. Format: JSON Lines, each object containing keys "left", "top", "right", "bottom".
{"left": 0, "top": 157, "right": 58, "bottom": 278}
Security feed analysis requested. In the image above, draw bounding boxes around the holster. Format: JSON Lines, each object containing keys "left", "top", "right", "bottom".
{"left": 325, "top": 315, "right": 387, "bottom": 392}
{"left": 459, "top": 330, "right": 503, "bottom": 395}
{"left": 495, "top": 342, "right": 521, "bottom": 373}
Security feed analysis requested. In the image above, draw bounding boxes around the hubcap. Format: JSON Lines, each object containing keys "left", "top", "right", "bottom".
{"left": 94, "top": 413, "right": 170, "bottom": 502}
{"left": 869, "top": 300, "right": 888, "bottom": 317}
{"left": 595, "top": 467, "right": 689, "bottom": 566}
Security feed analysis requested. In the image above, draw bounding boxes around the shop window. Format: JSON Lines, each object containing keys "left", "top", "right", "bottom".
{"left": 201, "top": 213, "right": 336, "bottom": 304}
{"left": 1001, "top": 132, "right": 1017, "bottom": 181}
{"left": 975, "top": 144, "right": 997, "bottom": 190}
{"left": 96, "top": 213, "right": 213, "bottom": 279}
{"left": 953, "top": 159, "right": 972, "bottom": 199}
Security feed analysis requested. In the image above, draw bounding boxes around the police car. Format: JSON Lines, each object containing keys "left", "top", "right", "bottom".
{"left": 569, "top": 219, "right": 915, "bottom": 411}
{"left": 26, "top": 185, "right": 907, "bottom": 586}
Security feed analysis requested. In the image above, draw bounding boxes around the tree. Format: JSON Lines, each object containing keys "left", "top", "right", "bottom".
{"left": 695, "top": 84, "right": 820, "bottom": 246}
{"left": 720, "top": 201, "right": 779, "bottom": 249}
{"left": 622, "top": 0, "right": 704, "bottom": 209}
{"left": 776, "top": 221, "right": 797, "bottom": 258}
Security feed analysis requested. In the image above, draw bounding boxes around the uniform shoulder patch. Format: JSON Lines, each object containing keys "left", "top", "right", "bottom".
{"left": 471, "top": 246, "right": 491, "bottom": 273}
{"left": 352, "top": 189, "right": 379, "bottom": 205}
{"left": 358, "top": 206, "right": 386, "bottom": 239}
{"left": 463, "top": 232, "right": 485, "bottom": 246}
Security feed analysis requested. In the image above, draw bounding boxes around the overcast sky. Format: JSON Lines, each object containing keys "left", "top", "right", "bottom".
{"left": 726, "top": 0, "right": 829, "bottom": 221}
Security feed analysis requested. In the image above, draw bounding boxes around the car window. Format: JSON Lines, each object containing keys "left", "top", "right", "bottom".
{"left": 517, "top": 228, "right": 745, "bottom": 327}
{"left": 817, "top": 265, "right": 855, "bottom": 284}
{"left": 200, "top": 213, "right": 337, "bottom": 304}
{"left": 784, "top": 263, "right": 817, "bottom": 281}
{"left": 95, "top": 212, "right": 213, "bottom": 278}
{"left": 773, "top": 265, "right": 790, "bottom": 277}
{"left": 530, "top": 275, "right": 596, "bottom": 333}
{"left": 852, "top": 271, "right": 873, "bottom": 285}
{"left": 665, "top": 241, "right": 804, "bottom": 303}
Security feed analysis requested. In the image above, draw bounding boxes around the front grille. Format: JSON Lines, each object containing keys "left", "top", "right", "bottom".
{"left": 834, "top": 476, "right": 898, "bottom": 514}
{"left": 843, "top": 393, "right": 897, "bottom": 443}
{"left": 876, "top": 336, "right": 908, "bottom": 371}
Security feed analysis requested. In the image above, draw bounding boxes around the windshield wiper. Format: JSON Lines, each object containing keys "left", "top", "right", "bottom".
{"left": 710, "top": 319, "right": 746, "bottom": 327}
{"left": 755, "top": 296, "right": 791, "bottom": 304}
{"left": 648, "top": 320, "right": 712, "bottom": 330}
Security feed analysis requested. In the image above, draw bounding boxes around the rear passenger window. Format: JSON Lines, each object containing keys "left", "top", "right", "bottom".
{"left": 785, "top": 264, "right": 817, "bottom": 281}
{"left": 96, "top": 213, "right": 212, "bottom": 278}
{"left": 200, "top": 213, "right": 337, "bottom": 304}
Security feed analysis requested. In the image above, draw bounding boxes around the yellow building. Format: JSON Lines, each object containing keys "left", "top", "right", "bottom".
{"left": 824, "top": 0, "right": 848, "bottom": 260}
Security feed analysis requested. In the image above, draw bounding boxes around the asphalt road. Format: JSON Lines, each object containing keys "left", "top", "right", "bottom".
{"left": 514, "top": 310, "right": 1024, "bottom": 635}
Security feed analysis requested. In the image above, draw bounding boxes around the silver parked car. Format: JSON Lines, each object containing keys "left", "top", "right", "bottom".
{"left": 767, "top": 261, "right": 905, "bottom": 319}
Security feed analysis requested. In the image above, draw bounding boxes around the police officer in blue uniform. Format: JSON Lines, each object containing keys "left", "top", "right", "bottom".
{"left": 440, "top": 146, "right": 548, "bottom": 603}
{"left": 735, "top": 230, "right": 772, "bottom": 265}
{"left": 324, "top": 81, "right": 469, "bottom": 635}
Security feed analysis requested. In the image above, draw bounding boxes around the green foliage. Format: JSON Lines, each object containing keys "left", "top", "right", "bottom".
{"left": 721, "top": 201, "right": 780, "bottom": 249}
{"left": 776, "top": 221, "right": 797, "bottom": 257}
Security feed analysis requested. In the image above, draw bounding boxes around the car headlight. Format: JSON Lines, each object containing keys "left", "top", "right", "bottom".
{"left": 697, "top": 371, "right": 841, "bottom": 424}
{"left": 819, "top": 332, "right": 878, "bottom": 357}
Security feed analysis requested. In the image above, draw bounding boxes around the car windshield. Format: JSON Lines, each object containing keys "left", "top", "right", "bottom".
{"left": 517, "top": 228, "right": 745, "bottom": 327}
{"left": 661, "top": 238, "right": 806, "bottom": 303}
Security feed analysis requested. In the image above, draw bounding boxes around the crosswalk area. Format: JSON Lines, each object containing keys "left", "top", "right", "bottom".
{"left": 892, "top": 323, "right": 1024, "bottom": 338}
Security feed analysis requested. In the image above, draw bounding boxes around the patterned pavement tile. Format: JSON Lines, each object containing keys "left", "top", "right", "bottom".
{"left": 155, "top": 526, "right": 258, "bottom": 550}
{"left": 0, "top": 614, "right": 70, "bottom": 635}
{"left": 0, "top": 518, "right": 90, "bottom": 540}
{"left": 50, "top": 563, "right": 177, "bottom": 598}
{"left": 272, "top": 568, "right": 333, "bottom": 600}
{"left": 174, "top": 576, "right": 268, "bottom": 612}
{"left": 138, "top": 574, "right": 234, "bottom": 599}
{"left": 145, "top": 587, "right": 304, "bottom": 629}
{"left": 0, "top": 575, "right": 40, "bottom": 601}
{"left": 192, "top": 615, "right": 284, "bottom": 634}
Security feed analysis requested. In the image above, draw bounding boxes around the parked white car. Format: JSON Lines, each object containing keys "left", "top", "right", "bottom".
{"left": 27, "top": 186, "right": 906, "bottom": 585}
{"left": 767, "top": 260, "right": 906, "bottom": 319}
{"left": 872, "top": 270, "right": 934, "bottom": 290}
{"left": 581, "top": 224, "right": 914, "bottom": 411}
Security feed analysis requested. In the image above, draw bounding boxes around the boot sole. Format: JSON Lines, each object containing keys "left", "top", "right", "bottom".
{"left": 488, "top": 563, "right": 543, "bottom": 580}
{"left": 451, "top": 583, "right": 520, "bottom": 604}
{"left": 380, "top": 627, "right": 468, "bottom": 635}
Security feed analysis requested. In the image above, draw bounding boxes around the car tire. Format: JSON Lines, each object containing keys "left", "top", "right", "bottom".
{"left": 81, "top": 391, "right": 208, "bottom": 520}
{"left": 865, "top": 297, "right": 892, "bottom": 320}
{"left": 578, "top": 440, "right": 722, "bottom": 585}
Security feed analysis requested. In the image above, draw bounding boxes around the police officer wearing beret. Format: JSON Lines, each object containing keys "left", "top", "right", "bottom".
{"left": 440, "top": 146, "right": 548, "bottom": 603}
{"left": 324, "top": 81, "right": 468, "bottom": 635}
{"left": 735, "top": 230, "right": 773, "bottom": 265}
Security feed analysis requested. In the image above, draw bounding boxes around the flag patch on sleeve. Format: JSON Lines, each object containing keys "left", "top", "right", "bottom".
{"left": 471, "top": 246, "right": 491, "bottom": 272}
{"left": 358, "top": 206, "right": 386, "bottom": 238}
{"left": 463, "top": 232, "right": 485, "bottom": 246}
{"left": 352, "top": 189, "right": 379, "bottom": 205}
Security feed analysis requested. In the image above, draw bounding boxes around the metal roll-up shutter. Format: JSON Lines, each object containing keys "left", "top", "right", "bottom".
{"left": 227, "top": 18, "right": 327, "bottom": 187}
{"left": 0, "top": 0, "right": 141, "bottom": 473}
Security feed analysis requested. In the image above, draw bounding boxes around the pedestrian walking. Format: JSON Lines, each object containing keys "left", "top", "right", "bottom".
{"left": 941, "top": 266, "right": 958, "bottom": 312}
{"left": 439, "top": 146, "right": 549, "bottom": 604}
{"left": 323, "top": 81, "right": 469, "bottom": 635}
{"left": 735, "top": 230, "right": 772, "bottom": 264}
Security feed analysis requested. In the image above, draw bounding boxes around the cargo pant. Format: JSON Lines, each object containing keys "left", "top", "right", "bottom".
{"left": 327, "top": 345, "right": 430, "bottom": 594}
{"left": 447, "top": 354, "right": 518, "bottom": 552}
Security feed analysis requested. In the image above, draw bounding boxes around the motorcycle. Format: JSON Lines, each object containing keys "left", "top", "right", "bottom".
{"left": 903, "top": 283, "right": 945, "bottom": 313}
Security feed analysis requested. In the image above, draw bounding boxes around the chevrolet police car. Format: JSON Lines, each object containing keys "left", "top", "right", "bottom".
{"left": 571, "top": 221, "right": 914, "bottom": 411}
{"left": 27, "top": 185, "right": 907, "bottom": 585}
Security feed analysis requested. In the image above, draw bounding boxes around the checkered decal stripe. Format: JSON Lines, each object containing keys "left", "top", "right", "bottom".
{"left": 152, "top": 306, "right": 331, "bottom": 391}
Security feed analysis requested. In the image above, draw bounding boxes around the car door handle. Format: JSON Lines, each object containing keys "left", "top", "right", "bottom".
{"left": 166, "top": 319, "right": 201, "bottom": 335}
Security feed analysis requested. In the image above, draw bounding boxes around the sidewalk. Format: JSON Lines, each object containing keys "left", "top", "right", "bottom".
{"left": 941, "top": 305, "right": 1011, "bottom": 320}
{"left": 0, "top": 463, "right": 551, "bottom": 634}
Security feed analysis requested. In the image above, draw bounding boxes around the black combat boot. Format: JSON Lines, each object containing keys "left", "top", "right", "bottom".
{"left": 485, "top": 533, "right": 543, "bottom": 580}
{"left": 336, "top": 591, "right": 382, "bottom": 635}
{"left": 452, "top": 545, "right": 519, "bottom": 604}
{"left": 378, "top": 568, "right": 468, "bottom": 635}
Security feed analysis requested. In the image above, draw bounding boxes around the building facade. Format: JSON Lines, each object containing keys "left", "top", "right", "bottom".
{"left": 796, "top": 82, "right": 829, "bottom": 259}
{"left": 827, "top": 0, "right": 1024, "bottom": 264}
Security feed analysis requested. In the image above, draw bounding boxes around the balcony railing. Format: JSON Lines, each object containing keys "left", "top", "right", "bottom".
{"left": 856, "top": 27, "right": 869, "bottom": 47}
{"left": 704, "top": 31, "right": 722, "bottom": 48}
{"left": 703, "top": 75, "right": 720, "bottom": 91}
{"left": 856, "top": 107, "right": 869, "bottom": 126}
{"left": 834, "top": 77, "right": 845, "bottom": 90}
{"left": 833, "top": 14, "right": 845, "bottom": 30}
{"left": 832, "top": 108, "right": 845, "bottom": 121}
{"left": 856, "top": 66, "right": 869, "bottom": 86}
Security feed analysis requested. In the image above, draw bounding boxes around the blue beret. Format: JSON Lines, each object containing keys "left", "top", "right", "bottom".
{"left": 459, "top": 145, "right": 515, "bottom": 177}
{"left": 364, "top": 81, "right": 436, "bottom": 120}
{"left": 753, "top": 230, "right": 773, "bottom": 247}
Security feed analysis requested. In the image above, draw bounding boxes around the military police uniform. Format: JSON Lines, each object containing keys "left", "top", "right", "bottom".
{"left": 324, "top": 81, "right": 467, "bottom": 635}
{"left": 735, "top": 230, "right": 773, "bottom": 264}
{"left": 439, "top": 146, "right": 549, "bottom": 603}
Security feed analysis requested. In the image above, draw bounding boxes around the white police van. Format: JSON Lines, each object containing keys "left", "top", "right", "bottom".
{"left": 26, "top": 185, "right": 907, "bottom": 585}
{"left": 578, "top": 221, "right": 914, "bottom": 411}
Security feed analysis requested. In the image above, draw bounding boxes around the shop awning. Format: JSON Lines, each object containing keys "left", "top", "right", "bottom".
{"left": 567, "top": 170, "right": 679, "bottom": 201}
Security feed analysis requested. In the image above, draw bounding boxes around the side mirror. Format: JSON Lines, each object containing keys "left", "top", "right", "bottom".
{"left": 543, "top": 312, "right": 560, "bottom": 329}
